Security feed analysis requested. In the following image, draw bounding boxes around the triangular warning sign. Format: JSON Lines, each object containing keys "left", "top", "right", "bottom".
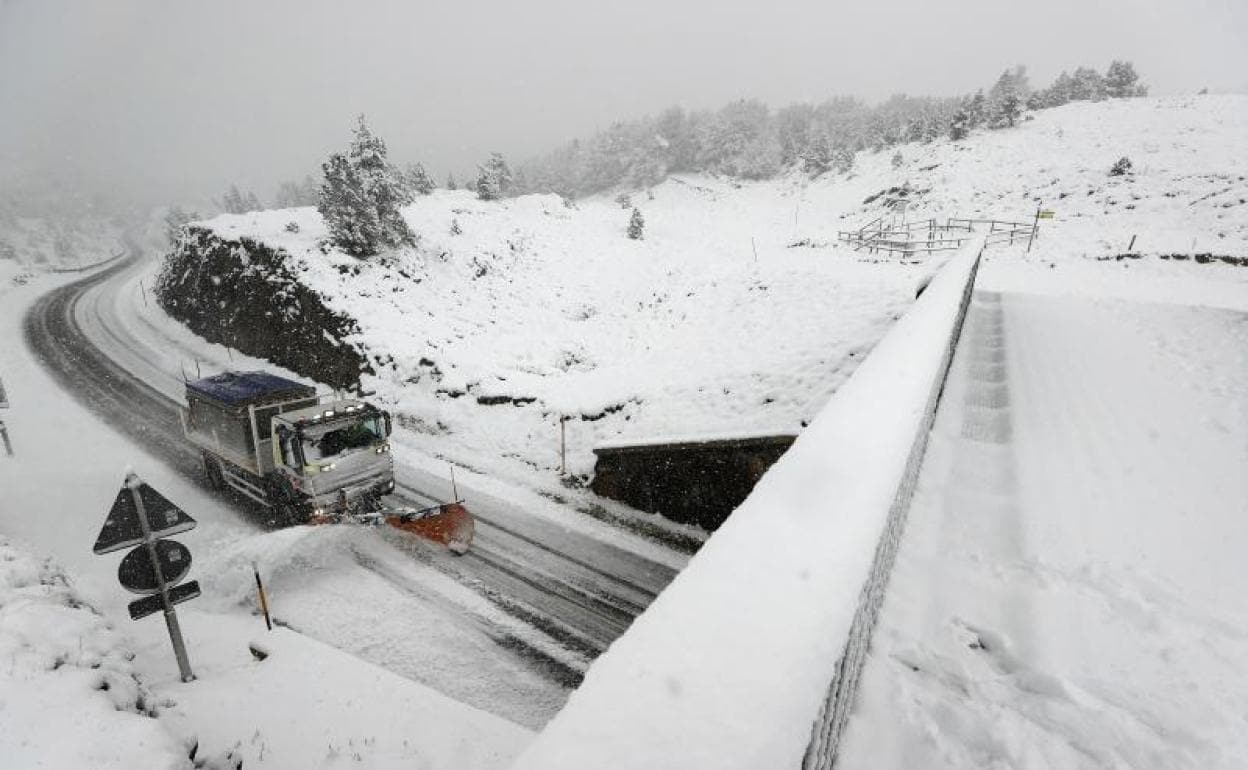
{"left": 136, "top": 483, "right": 197, "bottom": 537}
{"left": 93, "top": 475, "right": 197, "bottom": 555}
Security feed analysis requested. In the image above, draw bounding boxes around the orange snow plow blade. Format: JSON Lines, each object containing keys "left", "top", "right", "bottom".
{"left": 386, "top": 502, "right": 474, "bottom": 555}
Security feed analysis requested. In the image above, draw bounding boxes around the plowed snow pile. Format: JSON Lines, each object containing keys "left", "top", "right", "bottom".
{"left": 0, "top": 536, "right": 190, "bottom": 769}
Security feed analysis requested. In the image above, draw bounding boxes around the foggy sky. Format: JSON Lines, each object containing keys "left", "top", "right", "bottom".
{"left": 2, "top": 0, "right": 1245, "bottom": 209}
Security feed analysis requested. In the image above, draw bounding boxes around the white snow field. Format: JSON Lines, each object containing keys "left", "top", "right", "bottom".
{"left": 836, "top": 284, "right": 1248, "bottom": 769}
{"left": 173, "top": 95, "right": 1248, "bottom": 525}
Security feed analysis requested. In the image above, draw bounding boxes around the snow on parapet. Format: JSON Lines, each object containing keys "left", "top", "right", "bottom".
{"left": 512, "top": 240, "right": 983, "bottom": 770}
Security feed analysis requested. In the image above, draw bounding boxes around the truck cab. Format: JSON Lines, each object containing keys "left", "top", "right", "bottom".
{"left": 270, "top": 399, "right": 396, "bottom": 518}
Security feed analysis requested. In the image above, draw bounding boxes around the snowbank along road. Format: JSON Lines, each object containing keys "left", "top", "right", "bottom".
{"left": 22, "top": 255, "right": 683, "bottom": 727}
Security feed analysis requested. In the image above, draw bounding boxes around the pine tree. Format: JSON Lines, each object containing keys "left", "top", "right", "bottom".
{"left": 966, "top": 90, "right": 987, "bottom": 128}
{"left": 317, "top": 115, "right": 415, "bottom": 258}
{"left": 627, "top": 207, "right": 644, "bottom": 240}
{"left": 802, "top": 132, "right": 832, "bottom": 176}
{"left": 475, "top": 166, "right": 499, "bottom": 201}
{"left": 1045, "top": 71, "right": 1075, "bottom": 107}
{"left": 831, "top": 146, "right": 855, "bottom": 174}
{"left": 405, "top": 162, "right": 435, "bottom": 195}
{"left": 987, "top": 67, "right": 1028, "bottom": 128}
{"left": 1070, "top": 67, "right": 1107, "bottom": 101}
{"left": 275, "top": 176, "right": 320, "bottom": 208}
{"left": 219, "top": 185, "right": 243, "bottom": 214}
{"left": 487, "top": 152, "right": 513, "bottom": 196}
{"left": 1105, "top": 60, "right": 1145, "bottom": 98}
{"left": 163, "top": 206, "right": 201, "bottom": 245}
{"left": 949, "top": 108, "right": 970, "bottom": 140}
{"left": 475, "top": 152, "right": 512, "bottom": 201}
{"left": 446, "top": 173, "right": 458, "bottom": 190}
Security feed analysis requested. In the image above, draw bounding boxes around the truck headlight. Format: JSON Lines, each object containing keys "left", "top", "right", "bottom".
{"left": 375, "top": 443, "right": 390, "bottom": 454}
{"left": 320, "top": 462, "right": 336, "bottom": 472}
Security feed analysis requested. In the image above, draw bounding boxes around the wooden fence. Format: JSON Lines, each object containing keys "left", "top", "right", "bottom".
{"left": 838, "top": 216, "right": 1038, "bottom": 256}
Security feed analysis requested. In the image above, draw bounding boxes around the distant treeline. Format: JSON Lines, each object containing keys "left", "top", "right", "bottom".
{"left": 510, "top": 61, "right": 1148, "bottom": 198}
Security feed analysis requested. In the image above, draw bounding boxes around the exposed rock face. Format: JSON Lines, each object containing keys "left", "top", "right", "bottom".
{"left": 155, "top": 226, "right": 370, "bottom": 391}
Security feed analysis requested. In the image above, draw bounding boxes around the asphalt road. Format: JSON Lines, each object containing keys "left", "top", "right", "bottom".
{"left": 24, "top": 258, "right": 680, "bottom": 674}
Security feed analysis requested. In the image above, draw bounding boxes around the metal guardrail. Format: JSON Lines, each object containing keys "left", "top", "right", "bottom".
{"left": 802, "top": 243, "right": 984, "bottom": 770}
{"left": 47, "top": 250, "right": 128, "bottom": 274}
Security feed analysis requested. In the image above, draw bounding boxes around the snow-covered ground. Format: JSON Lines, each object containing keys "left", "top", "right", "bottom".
{"left": 837, "top": 281, "right": 1248, "bottom": 769}
{"left": 3, "top": 94, "right": 1246, "bottom": 768}
{"left": 176, "top": 95, "right": 1248, "bottom": 526}
{"left": 0, "top": 535, "right": 191, "bottom": 769}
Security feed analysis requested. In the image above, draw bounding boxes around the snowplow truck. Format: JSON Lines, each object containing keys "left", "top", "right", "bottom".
{"left": 181, "top": 371, "right": 472, "bottom": 553}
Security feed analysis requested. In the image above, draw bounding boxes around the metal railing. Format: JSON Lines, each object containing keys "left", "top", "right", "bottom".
{"left": 838, "top": 216, "right": 1038, "bottom": 256}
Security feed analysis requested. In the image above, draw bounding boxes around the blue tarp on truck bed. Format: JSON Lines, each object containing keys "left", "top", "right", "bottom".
{"left": 186, "top": 371, "right": 314, "bottom": 407}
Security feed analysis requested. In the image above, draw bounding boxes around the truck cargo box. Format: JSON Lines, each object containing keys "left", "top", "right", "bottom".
{"left": 183, "top": 371, "right": 317, "bottom": 476}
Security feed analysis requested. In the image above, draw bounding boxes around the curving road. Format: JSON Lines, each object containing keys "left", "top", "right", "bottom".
{"left": 24, "top": 256, "right": 680, "bottom": 680}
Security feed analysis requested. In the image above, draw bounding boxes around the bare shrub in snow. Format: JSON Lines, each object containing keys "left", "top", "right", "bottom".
{"left": 1109, "top": 156, "right": 1134, "bottom": 176}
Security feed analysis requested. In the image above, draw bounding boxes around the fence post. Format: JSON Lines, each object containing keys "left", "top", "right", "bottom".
{"left": 1027, "top": 203, "right": 1041, "bottom": 254}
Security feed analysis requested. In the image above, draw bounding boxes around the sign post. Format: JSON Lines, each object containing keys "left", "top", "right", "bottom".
{"left": 1029, "top": 206, "right": 1055, "bottom": 254}
{"left": 0, "top": 375, "right": 10, "bottom": 457}
{"left": 94, "top": 472, "right": 199, "bottom": 682}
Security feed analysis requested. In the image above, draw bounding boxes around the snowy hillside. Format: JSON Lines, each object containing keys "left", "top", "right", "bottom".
{"left": 161, "top": 95, "right": 1247, "bottom": 518}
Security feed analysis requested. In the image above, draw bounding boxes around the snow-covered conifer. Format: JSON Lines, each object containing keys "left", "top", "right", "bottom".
{"left": 1106, "top": 60, "right": 1146, "bottom": 98}
{"left": 803, "top": 133, "right": 832, "bottom": 176}
{"left": 627, "top": 207, "right": 644, "bottom": 240}
{"left": 163, "top": 206, "right": 200, "bottom": 245}
{"left": 317, "top": 115, "right": 415, "bottom": 257}
{"left": 476, "top": 152, "right": 512, "bottom": 201}
{"left": 1070, "top": 67, "right": 1107, "bottom": 102}
{"left": 405, "top": 162, "right": 435, "bottom": 195}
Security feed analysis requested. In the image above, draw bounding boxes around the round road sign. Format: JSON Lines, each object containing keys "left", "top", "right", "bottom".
{"left": 118, "top": 539, "right": 192, "bottom": 595}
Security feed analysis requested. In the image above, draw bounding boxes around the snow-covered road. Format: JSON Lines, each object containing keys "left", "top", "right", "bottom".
{"left": 9, "top": 256, "right": 684, "bottom": 730}
{"left": 838, "top": 289, "right": 1248, "bottom": 768}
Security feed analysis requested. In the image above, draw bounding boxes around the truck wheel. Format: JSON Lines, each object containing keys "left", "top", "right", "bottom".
{"left": 203, "top": 453, "right": 225, "bottom": 491}
{"left": 277, "top": 501, "right": 310, "bottom": 527}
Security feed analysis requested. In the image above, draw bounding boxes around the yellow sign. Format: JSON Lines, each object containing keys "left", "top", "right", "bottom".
{"left": 1037, "top": 210, "right": 1056, "bottom": 219}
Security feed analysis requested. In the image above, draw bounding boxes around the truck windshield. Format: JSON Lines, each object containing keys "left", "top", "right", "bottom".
{"left": 302, "top": 416, "right": 385, "bottom": 461}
